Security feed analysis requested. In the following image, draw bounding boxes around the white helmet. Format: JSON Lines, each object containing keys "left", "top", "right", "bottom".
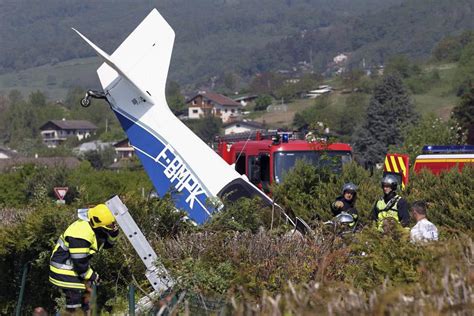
{"left": 342, "top": 182, "right": 358, "bottom": 195}
{"left": 381, "top": 174, "right": 398, "bottom": 191}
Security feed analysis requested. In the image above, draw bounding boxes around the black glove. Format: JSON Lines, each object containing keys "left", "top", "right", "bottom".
{"left": 108, "top": 227, "right": 119, "bottom": 238}
{"left": 89, "top": 271, "right": 100, "bottom": 285}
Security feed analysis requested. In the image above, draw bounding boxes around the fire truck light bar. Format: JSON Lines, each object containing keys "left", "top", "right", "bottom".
{"left": 422, "top": 145, "right": 474, "bottom": 154}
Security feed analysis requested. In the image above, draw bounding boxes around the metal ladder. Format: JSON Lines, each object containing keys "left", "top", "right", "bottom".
{"left": 105, "top": 195, "right": 174, "bottom": 313}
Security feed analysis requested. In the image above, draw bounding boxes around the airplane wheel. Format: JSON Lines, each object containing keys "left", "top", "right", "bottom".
{"left": 80, "top": 97, "right": 91, "bottom": 107}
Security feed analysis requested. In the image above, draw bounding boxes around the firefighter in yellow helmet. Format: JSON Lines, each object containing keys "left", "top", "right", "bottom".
{"left": 49, "top": 204, "right": 119, "bottom": 314}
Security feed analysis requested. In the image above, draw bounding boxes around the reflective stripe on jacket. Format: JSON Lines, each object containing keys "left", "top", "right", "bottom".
{"left": 49, "top": 219, "right": 97, "bottom": 290}
{"left": 375, "top": 196, "right": 400, "bottom": 232}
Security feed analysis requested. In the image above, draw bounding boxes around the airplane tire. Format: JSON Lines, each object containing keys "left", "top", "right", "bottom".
{"left": 80, "top": 97, "right": 91, "bottom": 107}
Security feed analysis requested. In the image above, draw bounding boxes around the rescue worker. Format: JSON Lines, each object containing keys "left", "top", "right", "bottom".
{"left": 371, "top": 175, "right": 410, "bottom": 232}
{"left": 49, "top": 204, "right": 119, "bottom": 314}
{"left": 410, "top": 200, "right": 438, "bottom": 242}
{"left": 330, "top": 182, "right": 359, "bottom": 227}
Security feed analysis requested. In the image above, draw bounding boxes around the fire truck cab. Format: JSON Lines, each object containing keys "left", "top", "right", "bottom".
{"left": 217, "top": 131, "right": 353, "bottom": 192}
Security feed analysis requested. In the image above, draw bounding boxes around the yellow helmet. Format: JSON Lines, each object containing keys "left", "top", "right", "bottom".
{"left": 88, "top": 204, "right": 116, "bottom": 230}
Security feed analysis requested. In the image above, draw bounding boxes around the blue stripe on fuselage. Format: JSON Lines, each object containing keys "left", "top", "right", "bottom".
{"left": 113, "top": 110, "right": 212, "bottom": 224}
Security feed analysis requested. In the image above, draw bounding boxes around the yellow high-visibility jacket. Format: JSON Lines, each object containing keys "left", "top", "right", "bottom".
{"left": 49, "top": 219, "right": 117, "bottom": 290}
{"left": 371, "top": 193, "right": 409, "bottom": 232}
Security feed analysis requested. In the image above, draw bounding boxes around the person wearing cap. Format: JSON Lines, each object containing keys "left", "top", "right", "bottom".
{"left": 371, "top": 174, "right": 410, "bottom": 233}
{"left": 331, "top": 182, "right": 359, "bottom": 227}
{"left": 49, "top": 204, "right": 119, "bottom": 315}
{"left": 410, "top": 200, "right": 438, "bottom": 242}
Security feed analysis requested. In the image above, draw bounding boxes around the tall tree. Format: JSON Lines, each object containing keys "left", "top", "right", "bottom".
{"left": 29, "top": 90, "right": 47, "bottom": 107}
{"left": 166, "top": 81, "right": 186, "bottom": 116}
{"left": 249, "top": 72, "right": 284, "bottom": 96}
{"left": 8, "top": 90, "right": 23, "bottom": 105}
{"left": 352, "top": 74, "right": 418, "bottom": 164}
{"left": 454, "top": 42, "right": 474, "bottom": 96}
{"left": 390, "top": 114, "right": 465, "bottom": 161}
{"left": 452, "top": 83, "right": 474, "bottom": 144}
{"left": 185, "top": 114, "right": 222, "bottom": 144}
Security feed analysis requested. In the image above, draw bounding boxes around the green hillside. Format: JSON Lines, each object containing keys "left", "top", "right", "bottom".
{"left": 1, "top": 0, "right": 473, "bottom": 88}
{"left": 0, "top": 57, "right": 100, "bottom": 101}
{"left": 0, "top": 58, "right": 459, "bottom": 129}
{"left": 412, "top": 64, "right": 458, "bottom": 117}
{"left": 250, "top": 61, "right": 459, "bottom": 130}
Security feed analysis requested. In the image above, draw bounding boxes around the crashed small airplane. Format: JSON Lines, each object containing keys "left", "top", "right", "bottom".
{"left": 73, "top": 9, "right": 295, "bottom": 226}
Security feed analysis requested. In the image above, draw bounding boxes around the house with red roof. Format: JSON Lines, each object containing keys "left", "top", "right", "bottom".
{"left": 186, "top": 91, "right": 242, "bottom": 123}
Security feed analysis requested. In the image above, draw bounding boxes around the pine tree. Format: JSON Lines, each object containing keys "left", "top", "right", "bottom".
{"left": 353, "top": 74, "right": 418, "bottom": 164}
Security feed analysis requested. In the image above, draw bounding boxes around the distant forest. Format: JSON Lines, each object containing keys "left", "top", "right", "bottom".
{"left": 1, "top": 0, "right": 474, "bottom": 85}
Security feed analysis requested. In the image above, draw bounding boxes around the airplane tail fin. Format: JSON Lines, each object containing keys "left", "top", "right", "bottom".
{"left": 73, "top": 9, "right": 175, "bottom": 105}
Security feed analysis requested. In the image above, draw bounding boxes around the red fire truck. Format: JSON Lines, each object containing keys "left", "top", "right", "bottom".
{"left": 383, "top": 153, "right": 410, "bottom": 190}
{"left": 383, "top": 145, "right": 474, "bottom": 189}
{"left": 217, "top": 131, "right": 353, "bottom": 192}
{"left": 413, "top": 145, "right": 474, "bottom": 174}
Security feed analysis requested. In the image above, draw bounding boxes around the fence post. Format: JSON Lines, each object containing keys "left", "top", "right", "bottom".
{"left": 129, "top": 284, "right": 135, "bottom": 316}
{"left": 91, "top": 283, "right": 98, "bottom": 316}
{"left": 15, "top": 262, "right": 29, "bottom": 316}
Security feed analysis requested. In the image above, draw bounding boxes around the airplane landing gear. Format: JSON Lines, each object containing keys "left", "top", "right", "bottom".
{"left": 80, "top": 90, "right": 107, "bottom": 107}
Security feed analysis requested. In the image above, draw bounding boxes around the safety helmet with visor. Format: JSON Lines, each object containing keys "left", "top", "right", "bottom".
{"left": 342, "top": 182, "right": 358, "bottom": 195}
{"left": 87, "top": 204, "right": 116, "bottom": 230}
{"left": 381, "top": 174, "right": 398, "bottom": 191}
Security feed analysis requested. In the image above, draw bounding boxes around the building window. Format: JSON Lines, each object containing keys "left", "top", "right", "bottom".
{"left": 231, "top": 109, "right": 235, "bottom": 113}
{"left": 192, "top": 100, "right": 197, "bottom": 105}
{"left": 192, "top": 109, "right": 198, "bottom": 114}
{"left": 225, "top": 109, "right": 228, "bottom": 113}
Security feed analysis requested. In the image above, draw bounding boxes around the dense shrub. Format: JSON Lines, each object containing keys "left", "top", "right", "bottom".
{"left": 231, "top": 234, "right": 473, "bottom": 315}
{"left": 1, "top": 160, "right": 473, "bottom": 314}
{"left": 405, "top": 70, "right": 441, "bottom": 94}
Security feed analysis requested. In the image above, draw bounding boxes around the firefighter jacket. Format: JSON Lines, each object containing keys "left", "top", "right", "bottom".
{"left": 371, "top": 192, "right": 409, "bottom": 232}
{"left": 49, "top": 219, "right": 118, "bottom": 290}
{"left": 330, "top": 196, "right": 358, "bottom": 226}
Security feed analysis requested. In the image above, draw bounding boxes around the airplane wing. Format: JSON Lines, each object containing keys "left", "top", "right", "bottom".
{"left": 74, "top": 9, "right": 292, "bottom": 225}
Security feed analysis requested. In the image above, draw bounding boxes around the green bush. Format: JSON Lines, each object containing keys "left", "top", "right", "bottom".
{"left": 1, "top": 156, "right": 473, "bottom": 314}
{"left": 405, "top": 70, "right": 441, "bottom": 94}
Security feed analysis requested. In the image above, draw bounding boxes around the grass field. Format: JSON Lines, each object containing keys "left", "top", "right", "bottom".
{"left": 0, "top": 57, "right": 101, "bottom": 101}
{"left": 412, "top": 63, "right": 458, "bottom": 118}
{"left": 0, "top": 59, "right": 459, "bottom": 124}
{"left": 251, "top": 62, "right": 460, "bottom": 127}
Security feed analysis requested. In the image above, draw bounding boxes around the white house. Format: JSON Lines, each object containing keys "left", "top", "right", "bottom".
{"left": 39, "top": 120, "right": 98, "bottom": 148}
{"left": 223, "top": 120, "right": 266, "bottom": 135}
{"left": 306, "top": 85, "right": 333, "bottom": 98}
{"left": 73, "top": 140, "right": 114, "bottom": 155}
{"left": 232, "top": 95, "right": 258, "bottom": 107}
{"left": 333, "top": 53, "right": 348, "bottom": 64}
{"left": 186, "top": 91, "right": 242, "bottom": 123}
{"left": 113, "top": 138, "right": 135, "bottom": 160}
